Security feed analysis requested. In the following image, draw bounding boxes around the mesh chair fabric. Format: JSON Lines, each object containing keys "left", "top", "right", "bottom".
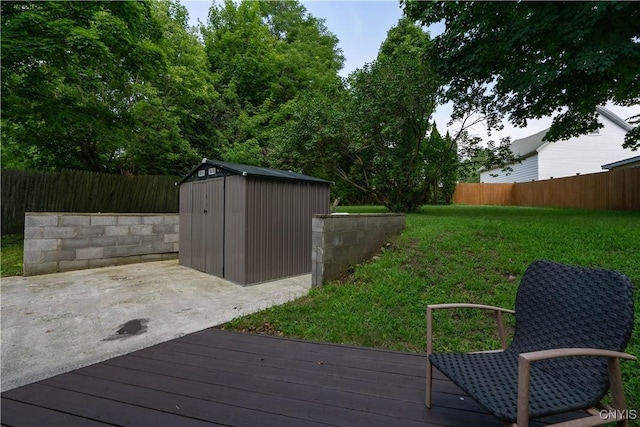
{"left": 430, "top": 260, "right": 634, "bottom": 422}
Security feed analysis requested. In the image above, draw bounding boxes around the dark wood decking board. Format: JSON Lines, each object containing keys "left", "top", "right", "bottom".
{"left": 1, "top": 328, "right": 585, "bottom": 427}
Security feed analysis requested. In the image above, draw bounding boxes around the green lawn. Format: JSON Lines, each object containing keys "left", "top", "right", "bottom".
{"left": 1, "top": 233, "right": 24, "bottom": 277}
{"left": 222, "top": 205, "right": 640, "bottom": 422}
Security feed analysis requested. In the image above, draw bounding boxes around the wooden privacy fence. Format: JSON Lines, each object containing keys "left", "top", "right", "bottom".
{"left": 453, "top": 168, "right": 640, "bottom": 211}
{"left": 1, "top": 169, "right": 179, "bottom": 235}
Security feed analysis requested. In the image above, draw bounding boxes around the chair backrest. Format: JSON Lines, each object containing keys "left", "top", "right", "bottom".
{"left": 512, "top": 260, "right": 634, "bottom": 354}
{"left": 510, "top": 260, "right": 634, "bottom": 398}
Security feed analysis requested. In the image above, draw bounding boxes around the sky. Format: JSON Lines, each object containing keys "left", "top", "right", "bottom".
{"left": 182, "top": 0, "right": 638, "bottom": 145}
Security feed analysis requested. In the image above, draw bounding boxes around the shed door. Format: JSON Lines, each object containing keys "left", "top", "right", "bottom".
{"left": 191, "top": 179, "right": 224, "bottom": 276}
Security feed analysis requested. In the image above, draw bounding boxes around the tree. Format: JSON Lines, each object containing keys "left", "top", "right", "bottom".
{"left": 402, "top": 1, "right": 640, "bottom": 149}
{"left": 272, "top": 18, "right": 441, "bottom": 212}
{"left": 424, "top": 126, "right": 458, "bottom": 204}
{"left": 202, "top": 0, "right": 344, "bottom": 164}
{"left": 1, "top": 1, "right": 203, "bottom": 175}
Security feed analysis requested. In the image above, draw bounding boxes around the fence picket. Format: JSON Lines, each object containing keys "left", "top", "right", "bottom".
{"left": 453, "top": 169, "right": 639, "bottom": 211}
{"left": 1, "top": 169, "right": 179, "bottom": 235}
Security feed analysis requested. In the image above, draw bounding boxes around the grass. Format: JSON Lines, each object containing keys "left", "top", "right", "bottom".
{"left": 222, "top": 205, "right": 640, "bottom": 423}
{"left": 2, "top": 206, "right": 638, "bottom": 421}
{"left": 1, "top": 233, "right": 24, "bottom": 277}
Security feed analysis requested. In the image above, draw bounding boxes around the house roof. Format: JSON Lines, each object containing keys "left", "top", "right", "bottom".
{"left": 510, "top": 106, "right": 633, "bottom": 158}
{"left": 596, "top": 106, "right": 633, "bottom": 132}
{"left": 179, "top": 159, "right": 332, "bottom": 185}
{"left": 601, "top": 155, "right": 640, "bottom": 170}
{"left": 510, "top": 128, "right": 549, "bottom": 157}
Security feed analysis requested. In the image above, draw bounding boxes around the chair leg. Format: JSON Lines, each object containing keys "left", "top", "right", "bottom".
{"left": 426, "top": 359, "right": 433, "bottom": 408}
{"left": 426, "top": 306, "right": 433, "bottom": 408}
{"left": 608, "top": 358, "right": 629, "bottom": 427}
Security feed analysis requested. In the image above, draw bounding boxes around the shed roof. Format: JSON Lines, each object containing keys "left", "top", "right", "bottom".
{"left": 601, "top": 155, "right": 640, "bottom": 170}
{"left": 179, "top": 159, "right": 332, "bottom": 185}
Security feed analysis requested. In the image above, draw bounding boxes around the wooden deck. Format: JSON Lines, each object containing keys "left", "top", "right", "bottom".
{"left": 1, "top": 328, "right": 584, "bottom": 426}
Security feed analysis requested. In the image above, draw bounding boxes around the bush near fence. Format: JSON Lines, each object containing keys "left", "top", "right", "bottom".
{"left": 1, "top": 169, "right": 179, "bottom": 235}
{"left": 453, "top": 168, "right": 640, "bottom": 211}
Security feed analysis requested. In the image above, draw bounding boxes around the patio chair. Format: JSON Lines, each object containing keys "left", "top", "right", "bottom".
{"left": 426, "top": 260, "right": 636, "bottom": 427}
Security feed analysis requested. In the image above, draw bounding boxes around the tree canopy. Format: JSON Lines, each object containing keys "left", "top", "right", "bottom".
{"left": 3, "top": 0, "right": 519, "bottom": 211}
{"left": 1, "top": 1, "right": 204, "bottom": 174}
{"left": 270, "top": 18, "right": 456, "bottom": 212}
{"left": 402, "top": 1, "right": 640, "bottom": 149}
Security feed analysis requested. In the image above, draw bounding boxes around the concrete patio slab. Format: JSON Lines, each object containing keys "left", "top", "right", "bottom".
{"left": 0, "top": 260, "right": 311, "bottom": 392}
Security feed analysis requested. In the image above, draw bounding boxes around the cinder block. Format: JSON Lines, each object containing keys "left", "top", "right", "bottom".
{"left": 42, "top": 250, "right": 74, "bottom": 262}
{"left": 115, "top": 255, "right": 141, "bottom": 266}
{"left": 311, "top": 231, "right": 323, "bottom": 248}
{"left": 142, "top": 235, "right": 162, "bottom": 244}
{"left": 312, "top": 218, "right": 324, "bottom": 232}
{"left": 162, "top": 252, "right": 179, "bottom": 260}
{"left": 24, "top": 238, "right": 59, "bottom": 252}
{"left": 152, "top": 223, "right": 175, "bottom": 234}
{"left": 25, "top": 214, "right": 58, "bottom": 227}
{"left": 44, "top": 227, "right": 77, "bottom": 239}
{"left": 142, "top": 216, "right": 164, "bottom": 225}
{"left": 90, "top": 236, "right": 117, "bottom": 247}
{"left": 59, "top": 260, "right": 90, "bottom": 272}
{"left": 89, "top": 258, "right": 117, "bottom": 269}
{"left": 163, "top": 215, "right": 179, "bottom": 224}
{"left": 116, "top": 246, "right": 133, "bottom": 257}
{"left": 320, "top": 246, "right": 333, "bottom": 262}
{"left": 24, "top": 261, "right": 58, "bottom": 276}
{"left": 104, "top": 247, "right": 118, "bottom": 258}
{"left": 342, "top": 230, "right": 357, "bottom": 245}
{"left": 75, "top": 247, "right": 104, "bottom": 260}
{"left": 117, "top": 235, "right": 141, "bottom": 246}
{"left": 60, "top": 238, "right": 91, "bottom": 250}
{"left": 24, "top": 227, "right": 44, "bottom": 239}
{"left": 151, "top": 242, "right": 174, "bottom": 253}
{"left": 23, "top": 251, "right": 43, "bottom": 264}
{"left": 173, "top": 242, "right": 179, "bottom": 252}
{"left": 331, "top": 219, "right": 357, "bottom": 231}
{"left": 76, "top": 226, "right": 105, "bottom": 238}
{"left": 90, "top": 215, "right": 117, "bottom": 226}
{"left": 129, "top": 225, "right": 153, "bottom": 235}
{"left": 322, "top": 263, "right": 341, "bottom": 282}
{"left": 330, "top": 233, "right": 343, "bottom": 246}
{"left": 117, "top": 216, "right": 141, "bottom": 225}
{"left": 163, "top": 233, "right": 179, "bottom": 243}
{"left": 129, "top": 245, "right": 154, "bottom": 256}
{"left": 365, "top": 216, "right": 383, "bottom": 230}
{"left": 104, "top": 225, "right": 129, "bottom": 236}
{"left": 60, "top": 215, "right": 90, "bottom": 227}
{"left": 356, "top": 229, "right": 370, "bottom": 243}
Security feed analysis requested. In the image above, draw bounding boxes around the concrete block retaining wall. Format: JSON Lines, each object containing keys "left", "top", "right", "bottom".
{"left": 24, "top": 213, "right": 179, "bottom": 276}
{"left": 311, "top": 213, "right": 405, "bottom": 287}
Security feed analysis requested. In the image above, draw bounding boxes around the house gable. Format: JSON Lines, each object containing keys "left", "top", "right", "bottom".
{"left": 480, "top": 106, "right": 635, "bottom": 183}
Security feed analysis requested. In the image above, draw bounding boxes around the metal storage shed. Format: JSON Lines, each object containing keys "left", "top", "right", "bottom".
{"left": 178, "top": 159, "right": 331, "bottom": 285}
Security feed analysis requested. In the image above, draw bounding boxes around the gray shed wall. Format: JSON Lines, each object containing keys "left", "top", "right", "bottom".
{"left": 179, "top": 175, "right": 329, "bottom": 285}
{"left": 223, "top": 175, "right": 247, "bottom": 285}
{"left": 178, "top": 183, "right": 192, "bottom": 267}
{"left": 243, "top": 178, "right": 329, "bottom": 284}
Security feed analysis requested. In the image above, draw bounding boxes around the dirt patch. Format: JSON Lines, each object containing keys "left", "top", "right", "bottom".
{"left": 218, "top": 322, "right": 283, "bottom": 337}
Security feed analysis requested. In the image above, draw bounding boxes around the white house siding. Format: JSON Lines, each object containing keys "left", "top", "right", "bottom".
{"left": 480, "top": 155, "right": 538, "bottom": 183}
{"left": 537, "top": 114, "right": 634, "bottom": 180}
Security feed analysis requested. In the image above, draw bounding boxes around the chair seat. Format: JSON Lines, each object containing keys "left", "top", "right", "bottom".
{"left": 430, "top": 349, "right": 605, "bottom": 422}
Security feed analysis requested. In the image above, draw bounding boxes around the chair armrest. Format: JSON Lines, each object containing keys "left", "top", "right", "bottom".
{"left": 427, "top": 303, "right": 515, "bottom": 353}
{"left": 517, "top": 349, "right": 637, "bottom": 426}
{"left": 428, "top": 303, "right": 515, "bottom": 314}
{"left": 519, "top": 348, "right": 636, "bottom": 362}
